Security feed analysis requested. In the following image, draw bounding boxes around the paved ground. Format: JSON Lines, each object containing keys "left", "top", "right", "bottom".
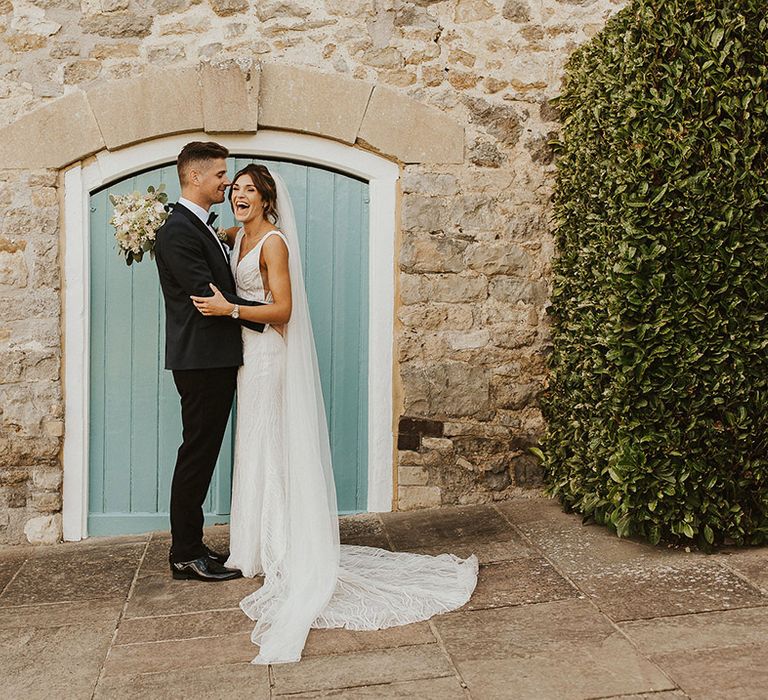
{"left": 1, "top": 495, "right": 767, "bottom": 699}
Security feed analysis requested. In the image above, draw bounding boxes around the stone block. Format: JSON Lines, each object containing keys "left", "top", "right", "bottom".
{"left": 152, "top": 0, "right": 194, "bottom": 13}
{"left": 398, "top": 466, "right": 429, "bottom": 486}
{"left": 23, "top": 513, "right": 61, "bottom": 544}
{"left": 455, "top": 0, "right": 495, "bottom": 23}
{"left": 32, "top": 468, "right": 63, "bottom": 491}
{"left": 421, "top": 437, "right": 453, "bottom": 451}
{"left": 402, "top": 361, "right": 490, "bottom": 418}
{"left": 502, "top": 0, "right": 531, "bottom": 22}
{"left": 6, "top": 487, "right": 27, "bottom": 508}
{"left": 63, "top": 60, "right": 102, "bottom": 85}
{"left": 401, "top": 170, "right": 459, "bottom": 196}
{"left": 210, "top": 0, "right": 249, "bottom": 16}
{"left": 464, "top": 242, "right": 529, "bottom": 276}
{"left": 398, "top": 485, "right": 441, "bottom": 510}
{"left": 43, "top": 419, "right": 64, "bottom": 436}
{"left": 200, "top": 63, "right": 258, "bottom": 133}
{"left": 402, "top": 194, "right": 453, "bottom": 232}
{"left": 79, "top": 11, "right": 153, "bottom": 37}
{"left": 513, "top": 453, "right": 544, "bottom": 487}
{"left": 489, "top": 276, "right": 549, "bottom": 305}
{"left": 400, "top": 234, "right": 466, "bottom": 272}
{"left": 0, "top": 91, "right": 105, "bottom": 169}
{"left": 256, "top": 1, "right": 312, "bottom": 21}
{"left": 400, "top": 273, "right": 487, "bottom": 305}
{"left": 0, "top": 249, "right": 27, "bottom": 287}
{"left": 398, "top": 449, "right": 423, "bottom": 466}
{"left": 358, "top": 86, "right": 464, "bottom": 163}
{"left": 258, "top": 64, "right": 372, "bottom": 144}
{"left": 87, "top": 68, "right": 203, "bottom": 149}
{"left": 445, "top": 329, "right": 490, "bottom": 350}
{"left": 31, "top": 491, "right": 62, "bottom": 513}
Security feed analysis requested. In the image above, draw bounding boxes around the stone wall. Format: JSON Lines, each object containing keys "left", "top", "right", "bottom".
{"left": 0, "top": 0, "right": 627, "bottom": 544}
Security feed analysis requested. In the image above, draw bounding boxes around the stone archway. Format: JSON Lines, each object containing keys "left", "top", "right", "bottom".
{"left": 0, "top": 62, "right": 467, "bottom": 544}
{"left": 0, "top": 63, "right": 465, "bottom": 170}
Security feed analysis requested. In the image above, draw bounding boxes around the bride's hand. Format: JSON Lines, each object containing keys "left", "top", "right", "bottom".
{"left": 190, "top": 283, "right": 234, "bottom": 316}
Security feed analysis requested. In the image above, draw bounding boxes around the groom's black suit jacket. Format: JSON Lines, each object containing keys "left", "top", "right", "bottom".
{"left": 155, "top": 203, "right": 264, "bottom": 370}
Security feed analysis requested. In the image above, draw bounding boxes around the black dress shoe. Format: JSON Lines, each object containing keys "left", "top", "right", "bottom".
{"left": 204, "top": 545, "right": 230, "bottom": 564}
{"left": 170, "top": 556, "right": 243, "bottom": 582}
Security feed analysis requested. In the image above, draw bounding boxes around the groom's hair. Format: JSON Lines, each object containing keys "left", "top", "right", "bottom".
{"left": 177, "top": 141, "right": 229, "bottom": 186}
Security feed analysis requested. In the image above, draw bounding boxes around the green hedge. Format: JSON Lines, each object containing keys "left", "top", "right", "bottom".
{"left": 541, "top": 0, "right": 768, "bottom": 547}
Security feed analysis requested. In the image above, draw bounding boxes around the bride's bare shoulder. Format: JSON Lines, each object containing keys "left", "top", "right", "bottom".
{"left": 263, "top": 231, "right": 289, "bottom": 252}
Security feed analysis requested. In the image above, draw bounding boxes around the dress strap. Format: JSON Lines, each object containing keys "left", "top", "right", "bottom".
{"left": 258, "top": 229, "right": 289, "bottom": 252}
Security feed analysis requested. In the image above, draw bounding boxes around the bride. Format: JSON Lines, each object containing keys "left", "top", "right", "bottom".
{"left": 190, "top": 164, "right": 478, "bottom": 665}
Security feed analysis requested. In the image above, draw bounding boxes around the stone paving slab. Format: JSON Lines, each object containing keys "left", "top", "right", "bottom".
{"left": 720, "top": 547, "right": 768, "bottom": 592}
{"left": 619, "top": 606, "right": 768, "bottom": 654}
{"left": 495, "top": 496, "right": 580, "bottom": 527}
{"left": 577, "top": 560, "right": 767, "bottom": 621}
{"left": 382, "top": 503, "right": 533, "bottom": 564}
{"left": 339, "top": 514, "right": 392, "bottom": 550}
{"left": 124, "top": 569, "right": 262, "bottom": 619}
{"left": 434, "top": 599, "right": 619, "bottom": 656}
{"left": 103, "top": 631, "right": 256, "bottom": 677}
{"left": 115, "top": 608, "right": 252, "bottom": 645}
{"left": 598, "top": 692, "right": 688, "bottom": 700}
{"left": 0, "top": 598, "right": 124, "bottom": 630}
{"left": 400, "top": 534, "right": 533, "bottom": 565}
{"left": 2, "top": 498, "right": 768, "bottom": 699}
{"left": 380, "top": 503, "right": 520, "bottom": 551}
{"left": 0, "top": 553, "right": 26, "bottom": 593}
{"left": 303, "top": 622, "right": 435, "bottom": 657}
{"left": 0, "top": 541, "right": 145, "bottom": 607}
{"left": 93, "top": 662, "right": 270, "bottom": 700}
{"left": 433, "top": 600, "right": 674, "bottom": 699}
{"left": 513, "top": 519, "right": 681, "bottom": 576}
{"left": 271, "top": 644, "right": 455, "bottom": 695}
{"left": 463, "top": 556, "right": 579, "bottom": 611}
{"left": 651, "top": 642, "right": 768, "bottom": 700}
{"left": 3, "top": 621, "right": 116, "bottom": 700}
{"left": 283, "top": 675, "right": 467, "bottom": 698}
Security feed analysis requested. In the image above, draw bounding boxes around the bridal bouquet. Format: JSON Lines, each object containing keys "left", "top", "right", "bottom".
{"left": 109, "top": 184, "right": 169, "bottom": 265}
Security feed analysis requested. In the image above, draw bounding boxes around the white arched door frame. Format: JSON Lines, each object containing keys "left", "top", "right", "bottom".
{"left": 62, "top": 131, "right": 398, "bottom": 541}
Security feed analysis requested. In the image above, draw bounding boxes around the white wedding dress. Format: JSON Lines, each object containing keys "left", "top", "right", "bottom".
{"left": 225, "top": 175, "right": 478, "bottom": 665}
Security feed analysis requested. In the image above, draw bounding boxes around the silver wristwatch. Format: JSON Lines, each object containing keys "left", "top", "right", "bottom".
{"left": 230, "top": 304, "right": 240, "bottom": 319}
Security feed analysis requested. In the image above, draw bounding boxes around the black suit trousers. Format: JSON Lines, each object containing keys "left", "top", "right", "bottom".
{"left": 170, "top": 366, "right": 238, "bottom": 563}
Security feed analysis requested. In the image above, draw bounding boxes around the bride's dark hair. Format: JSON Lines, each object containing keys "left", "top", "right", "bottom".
{"left": 229, "top": 163, "right": 279, "bottom": 225}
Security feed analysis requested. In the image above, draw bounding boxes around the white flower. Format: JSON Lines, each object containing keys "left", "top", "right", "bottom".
{"left": 110, "top": 185, "right": 169, "bottom": 265}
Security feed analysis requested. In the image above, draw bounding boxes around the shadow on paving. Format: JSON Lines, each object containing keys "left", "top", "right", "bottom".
{"left": 1, "top": 496, "right": 766, "bottom": 699}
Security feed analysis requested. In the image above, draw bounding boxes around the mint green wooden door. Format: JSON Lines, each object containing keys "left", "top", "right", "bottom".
{"left": 88, "top": 158, "right": 369, "bottom": 536}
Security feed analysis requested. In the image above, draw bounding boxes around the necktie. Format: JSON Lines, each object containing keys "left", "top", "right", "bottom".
{"left": 206, "top": 211, "right": 218, "bottom": 227}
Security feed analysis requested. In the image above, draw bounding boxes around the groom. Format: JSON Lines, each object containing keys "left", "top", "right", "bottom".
{"left": 155, "top": 141, "right": 264, "bottom": 582}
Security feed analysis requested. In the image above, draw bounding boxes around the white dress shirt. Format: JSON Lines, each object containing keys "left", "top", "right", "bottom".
{"left": 177, "top": 196, "right": 229, "bottom": 261}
